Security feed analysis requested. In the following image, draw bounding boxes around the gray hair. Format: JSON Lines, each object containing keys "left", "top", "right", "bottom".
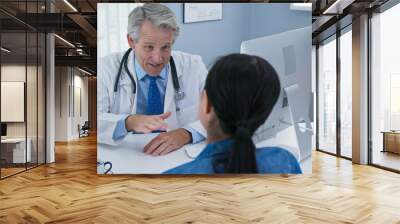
{"left": 127, "top": 3, "right": 180, "bottom": 43}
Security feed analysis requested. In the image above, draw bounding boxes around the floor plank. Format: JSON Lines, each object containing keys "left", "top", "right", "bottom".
{"left": 0, "top": 134, "right": 400, "bottom": 223}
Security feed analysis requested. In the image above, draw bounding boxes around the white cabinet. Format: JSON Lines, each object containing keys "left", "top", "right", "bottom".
{"left": 1, "top": 138, "right": 32, "bottom": 163}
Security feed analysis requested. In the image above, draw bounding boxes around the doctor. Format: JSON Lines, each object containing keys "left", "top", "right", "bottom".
{"left": 98, "top": 3, "right": 207, "bottom": 155}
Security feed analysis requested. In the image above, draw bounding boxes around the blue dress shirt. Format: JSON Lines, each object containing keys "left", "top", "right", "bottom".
{"left": 112, "top": 57, "right": 205, "bottom": 143}
{"left": 163, "top": 139, "right": 302, "bottom": 174}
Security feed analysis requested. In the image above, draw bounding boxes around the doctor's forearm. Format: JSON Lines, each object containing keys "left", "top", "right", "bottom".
{"left": 124, "top": 113, "right": 170, "bottom": 133}
{"left": 125, "top": 115, "right": 136, "bottom": 132}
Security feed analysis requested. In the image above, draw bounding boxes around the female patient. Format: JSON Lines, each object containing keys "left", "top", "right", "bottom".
{"left": 164, "top": 53, "right": 302, "bottom": 174}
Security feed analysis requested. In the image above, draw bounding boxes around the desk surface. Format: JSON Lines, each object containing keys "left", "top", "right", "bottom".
{"left": 98, "top": 132, "right": 302, "bottom": 174}
{"left": 98, "top": 133, "right": 206, "bottom": 174}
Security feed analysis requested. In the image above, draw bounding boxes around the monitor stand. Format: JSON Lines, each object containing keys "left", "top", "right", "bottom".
{"left": 284, "top": 84, "right": 313, "bottom": 161}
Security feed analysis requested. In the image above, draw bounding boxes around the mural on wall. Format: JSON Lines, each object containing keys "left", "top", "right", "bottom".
{"left": 97, "top": 3, "right": 312, "bottom": 174}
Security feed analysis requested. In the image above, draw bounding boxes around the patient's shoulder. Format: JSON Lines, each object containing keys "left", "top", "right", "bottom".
{"left": 163, "top": 158, "right": 215, "bottom": 174}
{"left": 255, "top": 147, "right": 302, "bottom": 174}
{"left": 256, "top": 146, "right": 295, "bottom": 157}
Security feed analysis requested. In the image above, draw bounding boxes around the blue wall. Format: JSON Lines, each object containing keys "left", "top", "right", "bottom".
{"left": 248, "top": 4, "right": 311, "bottom": 39}
{"left": 165, "top": 3, "right": 250, "bottom": 67}
{"left": 165, "top": 3, "right": 310, "bottom": 67}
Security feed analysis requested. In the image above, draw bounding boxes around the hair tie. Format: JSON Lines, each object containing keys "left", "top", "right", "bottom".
{"left": 235, "top": 120, "right": 248, "bottom": 128}
{"left": 235, "top": 125, "right": 251, "bottom": 138}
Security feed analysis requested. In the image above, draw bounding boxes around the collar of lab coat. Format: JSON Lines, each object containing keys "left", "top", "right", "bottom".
{"left": 125, "top": 49, "right": 183, "bottom": 114}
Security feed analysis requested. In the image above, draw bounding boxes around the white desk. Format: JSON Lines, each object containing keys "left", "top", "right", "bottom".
{"left": 98, "top": 133, "right": 205, "bottom": 174}
{"left": 1, "top": 138, "right": 31, "bottom": 163}
{"left": 97, "top": 129, "right": 307, "bottom": 174}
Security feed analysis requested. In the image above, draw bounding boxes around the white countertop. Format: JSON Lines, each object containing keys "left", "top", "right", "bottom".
{"left": 97, "top": 130, "right": 306, "bottom": 174}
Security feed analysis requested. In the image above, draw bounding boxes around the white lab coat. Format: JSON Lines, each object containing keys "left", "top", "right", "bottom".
{"left": 97, "top": 49, "right": 208, "bottom": 146}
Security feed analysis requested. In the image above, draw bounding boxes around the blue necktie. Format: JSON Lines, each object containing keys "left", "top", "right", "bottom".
{"left": 146, "top": 75, "right": 163, "bottom": 115}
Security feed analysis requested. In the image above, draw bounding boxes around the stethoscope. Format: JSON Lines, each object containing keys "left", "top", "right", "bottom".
{"left": 113, "top": 48, "right": 185, "bottom": 111}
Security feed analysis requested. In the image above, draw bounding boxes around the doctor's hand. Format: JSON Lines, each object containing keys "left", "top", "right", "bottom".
{"left": 143, "top": 128, "right": 192, "bottom": 156}
{"left": 125, "top": 112, "right": 171, "bottom": 133}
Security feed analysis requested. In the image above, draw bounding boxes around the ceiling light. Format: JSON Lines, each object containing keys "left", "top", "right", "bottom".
{"left": 1, "top": 47, "right": 11, "bottom": 53}
{"left": 63, "top": 0, "right": 78, "bottom": 12}
{"left": 54, "top": 34, "right": 75, "bottom": 48}
{"left": 322, "top": 0, "right": 354, "bottom": 15}
{"left": 78, "top": 67, "right": 92, "bottom": 76}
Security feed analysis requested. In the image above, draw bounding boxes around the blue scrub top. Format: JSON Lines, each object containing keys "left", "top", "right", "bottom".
{"left": 164, "top": 139, "right": 302, "bottom": 174}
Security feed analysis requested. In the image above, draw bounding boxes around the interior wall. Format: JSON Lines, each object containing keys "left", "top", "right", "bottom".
{"left": 88, "top": 77, "right": 97, "bottom": 132}
{"left": 352, "top": 14, "right": 369, "bottom": 164}
{"left": 248, "top": 4, "right": 311, "bottom": 39}
{"left": 171, "top": 3, "right": 310, "bottom": 67}
{"left": 54, "top": 66, "right": 69, "bottom": 141}
{"left": 72, "top": 72, "right": 89, "bottom": 138}
{"left": 167, "top": 3, "right": 250, "bottom": 67}
{"left": 1, "top": 65, "right": 39, "bottom": 139}
{"left": 46, "top": 32, "right": 56, "bottom": 163}
{"left": 54, "top": 66, "right": 89, "bottom": 141}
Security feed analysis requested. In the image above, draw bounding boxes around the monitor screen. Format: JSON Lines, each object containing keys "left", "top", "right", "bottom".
{"left": 1, "top": 123, "right": 7, "bottom": 137}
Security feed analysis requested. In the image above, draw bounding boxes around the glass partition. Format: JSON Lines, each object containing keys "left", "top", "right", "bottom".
{"left": 27, "top": 31, "right": 38, "bottom": 169}
{"left": 0, "top": 0, "right": 46, "bottom": 179}
{"left": 370, "top": 3, "right": 400, "bottom": 171}
{"left": 38, "top": 32, "right": 45, "bottom": 165}
{"left": 317, "top": 34, "right": 337, "bottom": 155}
{"left": 339, "top": 26, "right": 352, "bottom": 158}
{"left": 1, "top": 30, "right": 28, "bottom": 178}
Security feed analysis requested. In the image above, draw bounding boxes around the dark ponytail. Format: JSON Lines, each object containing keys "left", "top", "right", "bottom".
{"left": 205, "top": 53, "right": 281, "bottom": 173}
{"left": 228, "top": 125, "right": 257, "bottom": 173}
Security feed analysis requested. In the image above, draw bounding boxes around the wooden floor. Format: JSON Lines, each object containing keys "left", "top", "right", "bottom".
{"left": 1, "top": 135, "right": 400, "bottom": 223}
{"left": 0, "top": 167, "right": 26, "bottom": 178}
{"left": 1, "top": 163, "right": 44, "bottom": 178}
{"left": 373, "top": 150, "right": 400, "bottom": 171}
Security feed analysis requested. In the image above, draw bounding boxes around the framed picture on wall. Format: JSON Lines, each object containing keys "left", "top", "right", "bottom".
{"left": 183, "top": 3, "right": 222, "bottom": 24}
{"left": 1, "top": 81, "right": 25, "bottom": 122}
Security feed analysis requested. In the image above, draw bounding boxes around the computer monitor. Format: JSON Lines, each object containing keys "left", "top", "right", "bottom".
{"left": 240, "top": 26, "right": 313, "bottom": 161}
{"left": 1, "top": 123, "right": 7, "bottom": 138}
